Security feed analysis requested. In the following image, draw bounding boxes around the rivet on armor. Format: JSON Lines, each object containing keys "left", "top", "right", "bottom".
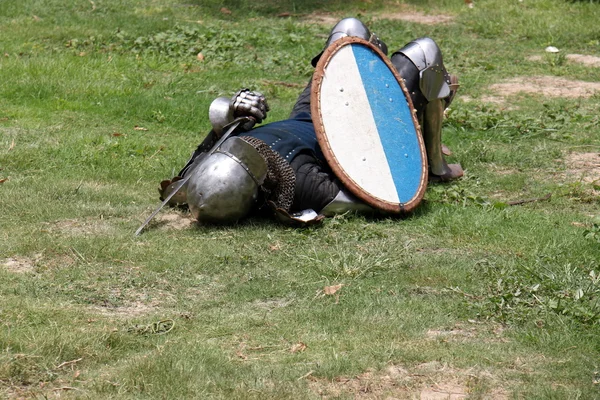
{"left": 404, "top": 154, "right": 408, "bottom": 158}
{"left": 389, "top": 98, "right": 393, "bottom": 102}
{"left": 385, "top": 84, "right": 389, "bottom": 88}
{"left": 345, "top": 102, "right": 349, "bottom": 106}
{"left": 339, "top": 87, "right": 344, "bottom": 92}
{"left": 362, "top": 157, "right": 366, "bottom": 161}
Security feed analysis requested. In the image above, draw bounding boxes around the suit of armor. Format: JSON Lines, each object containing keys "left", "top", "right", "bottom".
{"left": 161, "top": 18, "right": 463, "bottom": 225}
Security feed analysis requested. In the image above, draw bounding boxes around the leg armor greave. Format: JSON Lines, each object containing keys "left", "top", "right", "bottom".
{"left": 421, "top": 99, "right": 452, "bottom": 177}
{"left": 392, "top": 38, "right": 462, "bottom": 180}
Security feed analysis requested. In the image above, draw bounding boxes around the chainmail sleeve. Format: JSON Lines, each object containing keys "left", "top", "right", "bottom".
{"left": 240, "top": 136, "right": 296, "bottom": 212}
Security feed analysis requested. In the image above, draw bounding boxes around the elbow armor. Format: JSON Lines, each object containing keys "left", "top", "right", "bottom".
{"left": 208, "top": 96, "right": 234, "bottom": 136}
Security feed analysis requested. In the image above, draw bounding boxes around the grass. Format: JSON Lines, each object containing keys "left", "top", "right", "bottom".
{"left": 1, "top": 0, "right": 600, "bottom": 398}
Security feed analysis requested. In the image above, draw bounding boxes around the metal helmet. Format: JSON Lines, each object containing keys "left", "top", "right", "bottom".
{"left": 311, "top": 18, "right": 388, "bottom": 66}
{"left": 186, "top": 137, "right": 267, "bottom": 224}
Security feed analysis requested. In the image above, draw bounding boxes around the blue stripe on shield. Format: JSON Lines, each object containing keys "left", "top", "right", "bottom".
{"left": 352, "top": 44, "right": 423, "bottom": 203}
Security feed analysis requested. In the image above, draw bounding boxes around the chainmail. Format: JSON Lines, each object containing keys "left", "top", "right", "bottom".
{"left": 240, "top": 136, "right": 296, "bottom": 211}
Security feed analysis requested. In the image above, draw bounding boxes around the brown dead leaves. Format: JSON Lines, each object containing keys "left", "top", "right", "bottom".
{"left": 324, "top": 284, "right": 343, "bottom": 295}
{"left": 290, "top": 342, "right": 307, "bottom": 353}
{"left": 314, "top": 284, "right": 345, "bottom": 304}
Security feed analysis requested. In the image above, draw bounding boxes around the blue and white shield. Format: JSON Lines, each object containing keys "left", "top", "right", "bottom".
{"left": 311, "top": 37, "right": 428, "bottom": 213}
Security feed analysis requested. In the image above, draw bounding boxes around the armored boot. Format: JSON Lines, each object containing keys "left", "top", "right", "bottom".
{"left": 422, "top": 98, "right": 463, "bottom": 181}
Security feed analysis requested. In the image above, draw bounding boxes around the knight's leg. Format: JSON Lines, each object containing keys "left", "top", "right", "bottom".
{"left": 391, "top": 38, "right": 462, "bottom": 181}
{"left": 422, "top": 99, "right": 463, "bottom": 180}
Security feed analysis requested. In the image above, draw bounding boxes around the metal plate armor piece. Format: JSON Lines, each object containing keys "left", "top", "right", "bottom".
{"left": 311, "top": 18, "right": 388, "bottom": 67}
{"left": 395, "top": 37, "right": 451, "bottom": 102}
{"left": 186, "top": 136, "right": 268, "bottom": 223}
{"left": 311, "top": 37, "right": 428, "bottom": 213}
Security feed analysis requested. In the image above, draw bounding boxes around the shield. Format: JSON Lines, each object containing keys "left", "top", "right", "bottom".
{"left": 311, "top": 37, "right": 427, "bottom": 213}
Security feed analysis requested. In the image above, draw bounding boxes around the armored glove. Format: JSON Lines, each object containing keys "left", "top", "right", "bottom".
{"left": 231, "top": 89, "right": 269, "bottom": 125}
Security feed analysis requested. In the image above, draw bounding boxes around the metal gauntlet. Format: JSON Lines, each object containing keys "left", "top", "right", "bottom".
{"left": 208, "top": 89, "right": 270, "bottom": 135}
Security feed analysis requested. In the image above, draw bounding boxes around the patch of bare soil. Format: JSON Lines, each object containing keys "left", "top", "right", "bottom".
{"left": 303, "top": 13, "right": 341, "bottom": 27}
{"left": 528, "top": 54, "right": 600, "bottom": 67}
{"left": 154, "top": 211, "right": 196, "bottom": 231}
{"left": 377, "top": 11, "right": 455, "bottom": 25}
{"left": 1, "top": 255, "right": 40, "bottom": 273}
{"left": 564, "top": 152, "right": 600, "bottom": 185}
{"left": 566, "top": 54, "right": 600, "bottom": 67}
{"left": 308, "top": 362, "right": 508, "bottom": 399}
{"left": 489, "top": 76, "right": 600, "bottom": 100}
{"left": 303, "top": 8, "right": 454, "bottom": 27}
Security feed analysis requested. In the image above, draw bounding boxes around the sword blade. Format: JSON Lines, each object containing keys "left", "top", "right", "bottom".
{"left": 134, "top": 117, "right": 250, "bottom": 236}
{"left": 134, "top": 176, "right": 191, "bottom": 236}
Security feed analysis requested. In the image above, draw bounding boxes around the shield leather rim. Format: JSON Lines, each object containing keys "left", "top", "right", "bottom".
{"left": 310, "top": 37, "right": 428, "bottom": 213}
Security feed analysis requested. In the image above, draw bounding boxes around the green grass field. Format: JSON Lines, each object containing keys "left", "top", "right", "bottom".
{"left": 1, "top": 0, "right": 600, "bottom": 398}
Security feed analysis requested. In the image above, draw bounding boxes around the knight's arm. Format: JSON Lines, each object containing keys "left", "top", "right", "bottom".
{"left": 176, "top": 89, "right": 270, "bottom": 177}
{"left": 209, "top": 89, "right": 269, "bottom": 135}
{"left": 159, "top": 89, "right": 270, "bottom": 203}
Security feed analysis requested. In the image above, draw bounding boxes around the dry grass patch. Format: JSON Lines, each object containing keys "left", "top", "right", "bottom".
{"left": 252, "top": 297, "right": 295, "bottom": 311}
{"left": 1, "top": 255, "right": 40, "bottom": 274}
{"left": 566, "top": 54, "right": 600, "bottom": 68}
{"left": 88, "top": 287, "right": 175, "bottom": 319}
{"left": 154, "top": 212, "right": 196, "bottom": 231}
{"left": 426, "top": 321, "right": 508, "bottom": 344}
{"left": 528, "top": 54, "right": 600, "bottom": 68}
{"left": 377, "top": 10, "right": 455, "bottom": 25}
{"left": 489, "top": 76, "right": 600, "bottom": 100}
{"left": 308, "top": 362, "right": 508, "bottom": 399}
{"left": 560, "top": 152, "right": 600, "bottom": 197}
{"left": 563, "top": 152, "right": 600, "bottom": 185}
{"left": 303, "top": 13, "right": 342, "bottom": 27}
{"left": 90, "top": 301, "right": 160, "bottom": 318}
{"left": 42, "top": 217, "right": 115, "bottom": 236}
{"left": 303, "top": 7, "right": 455, "bottom": 27}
